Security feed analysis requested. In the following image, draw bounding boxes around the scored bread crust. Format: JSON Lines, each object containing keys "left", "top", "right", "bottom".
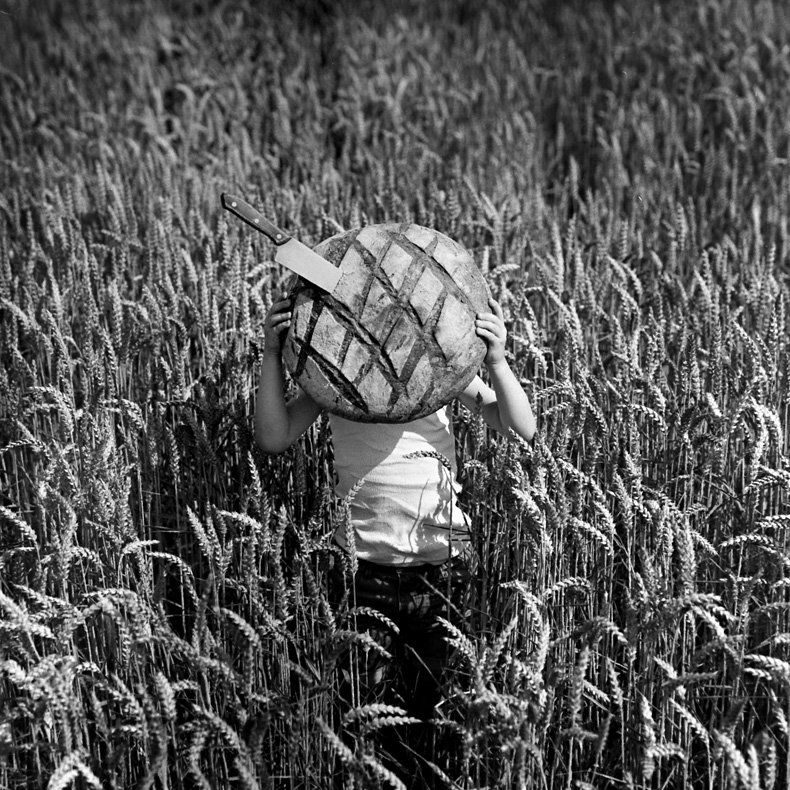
{"left": 282, "top": 223, "right": 490, "bottom": 423}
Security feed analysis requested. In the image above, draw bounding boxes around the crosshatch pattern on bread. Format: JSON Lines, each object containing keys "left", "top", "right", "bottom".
{"left": 282, "top": 224, "right": 490, "bottom": 423}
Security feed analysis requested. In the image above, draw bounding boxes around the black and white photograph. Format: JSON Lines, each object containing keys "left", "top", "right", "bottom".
{"left": 1, "top": 0, "right": 789, "bottom": 788}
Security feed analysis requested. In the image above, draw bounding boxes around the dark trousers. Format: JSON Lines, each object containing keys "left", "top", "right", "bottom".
{"left": 329, "top": 555, "right": 470, "bottom": 788}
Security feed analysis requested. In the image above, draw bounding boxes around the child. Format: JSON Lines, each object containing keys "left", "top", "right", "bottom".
{"left": 255, "top": 293, "right": 536, "bottom": 785}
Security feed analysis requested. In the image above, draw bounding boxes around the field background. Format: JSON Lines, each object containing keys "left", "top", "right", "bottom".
{"left": 2, "top": 0, "right": 790, "bottom": 787}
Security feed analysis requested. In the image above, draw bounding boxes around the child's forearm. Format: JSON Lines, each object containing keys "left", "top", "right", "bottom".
{"left": 486, "top": 359, "right": 537, "bottom": 442}
{"left": 255, "top": 296, "right": 322, "bottom": 453}
{"left": 254, "top": 350, "right": 291, "bottom": 451}
{"left": 254, "top": 348, "right": 323, "bottom": 453}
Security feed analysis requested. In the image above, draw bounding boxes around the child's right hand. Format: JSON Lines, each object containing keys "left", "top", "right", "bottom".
{"left": 263, "top": 296, "right": 292, "bottom": 352}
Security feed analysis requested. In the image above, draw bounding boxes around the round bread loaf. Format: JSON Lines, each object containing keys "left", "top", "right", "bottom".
{"left": 282, "top": 223, "right": 490, "bottom": 423}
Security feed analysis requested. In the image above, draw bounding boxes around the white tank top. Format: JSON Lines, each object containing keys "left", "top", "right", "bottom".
{"left": 329, "top": 407, "right": 470, "bottom": 566}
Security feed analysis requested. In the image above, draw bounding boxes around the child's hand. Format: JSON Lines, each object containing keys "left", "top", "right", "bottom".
{"left": 263, "top": 296, "right": 292, "bottom": 352}
{"left": 475, "top": 298, "right": 507, "bottom": 367}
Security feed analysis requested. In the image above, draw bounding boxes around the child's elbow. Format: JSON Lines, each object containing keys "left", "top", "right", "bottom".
{"left": 514, "top": 425, "right": 536, "bottom": 444}
{"left": 526, "top": 427, "right": 537, "bottom": 444}
{"left": 524, "top": 418, "right": 537, "bottom": 443}
{"left": 255, "top": 428, "right": 288, "bottom": 455}
{"left": 511, "top": 416, "right": 536, "bottom": 444}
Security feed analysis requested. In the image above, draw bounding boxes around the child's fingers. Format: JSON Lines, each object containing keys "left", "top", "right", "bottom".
{"left": 269, "top": 298, "right": 292, "bottom": 313}
{"left": 263, "top": 306, "right": 291, "bottom": 349}
{"left": 271, "top": 307, "right": 292, "bottom": 320}
{"left": 476, "top": 312, "right": 502, "bottom": 325}
{"left": 475, "top": 323, "right": 505, "bottom": 345}
{"left": 475, "top": 326, "right": 498, "bottom": 342}
{"left": 267, "top": 311, "right": 292, "bottom": 328}
{"left": 265, "top": 300, "right": 291, "bottom": 335}
{"left": 475, "top": 316, "right": 506, "bottom": 336}
{"left": 265, "top": 299, "right": 292, "bottom": 324}
{"left": 488, "top": 297, "right": 504, "bottom": 319}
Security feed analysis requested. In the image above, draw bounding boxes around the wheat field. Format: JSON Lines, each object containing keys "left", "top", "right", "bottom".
{"left": 2, "top": 0, "right": 790, "bottom": 787}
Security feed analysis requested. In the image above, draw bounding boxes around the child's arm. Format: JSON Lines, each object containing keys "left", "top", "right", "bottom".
{"left": 458, "top": 298, "right": 537, "bottom": 442}
{"left": 254, "top": 296, "right": 323, "bottom": 454}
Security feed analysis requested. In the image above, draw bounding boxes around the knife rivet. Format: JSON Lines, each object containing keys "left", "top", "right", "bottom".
{"left": 254, "top": 217, "right": 259, "bottom": 222}
{"left": 231, "top": 202, "right": 237, "bottom": 207}
{"left": 276, "top": 234, "right": 282, "bottom": 239}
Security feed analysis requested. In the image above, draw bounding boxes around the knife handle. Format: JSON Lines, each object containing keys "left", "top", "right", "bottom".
{"left": 221, "top": 193, "right": 290, "bottom": 246}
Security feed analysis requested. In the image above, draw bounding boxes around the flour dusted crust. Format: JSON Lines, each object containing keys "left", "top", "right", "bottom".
{"left": 282, "top": 223, "right": 489, "bottom": 423}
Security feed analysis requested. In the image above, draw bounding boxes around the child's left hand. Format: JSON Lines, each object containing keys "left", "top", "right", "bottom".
{"left": 475, "top": 298, "right": 507, "bottom": 367}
